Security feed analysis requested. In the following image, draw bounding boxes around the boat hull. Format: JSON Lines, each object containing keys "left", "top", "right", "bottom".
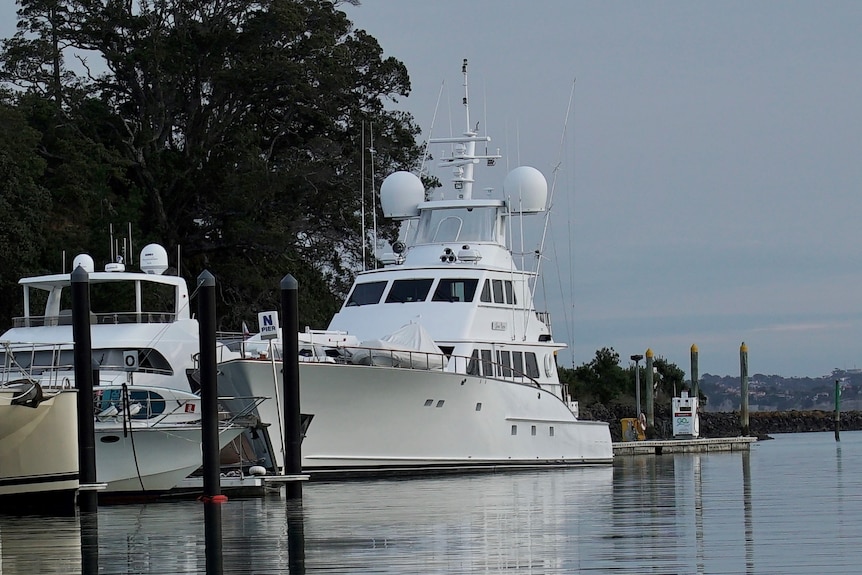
{"left": 95, "top": 424, "right": 245, "bottom": 493}
{"left": 218, "top": 359, "right": 612, "bottom": 476}
{"left": 0, "top": 389, "right": 79, "bottom": 513}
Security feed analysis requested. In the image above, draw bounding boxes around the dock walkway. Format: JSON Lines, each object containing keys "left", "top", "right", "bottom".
{"left": 613, "top": 436, "right": 757, "bottom": 456}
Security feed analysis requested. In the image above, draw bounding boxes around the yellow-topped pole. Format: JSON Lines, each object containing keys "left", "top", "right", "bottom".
{"left": 690, "top": 344, "right": 699, "bottom": 400}
{"left": 645, "top": 348, "right": 655, "bottom": 434}
{"left": 740, "top": 342, "right": 749, "bottom": 436}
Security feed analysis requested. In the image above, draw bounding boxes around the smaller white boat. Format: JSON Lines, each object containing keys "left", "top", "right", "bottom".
{"left": 0, "top": 379, "right": 79, "bottom": 513}
{"left": 91, "top": 384, "right": 257, "bottom": 494}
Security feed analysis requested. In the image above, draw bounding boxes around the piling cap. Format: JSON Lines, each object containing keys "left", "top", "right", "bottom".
{"left": 645, "top": 348, "right": 654, "bottom": 358}
{"left": 691, "top": 344, "right": 698, "bottom": 353}
{"left": 281, "top": 274, "right": 298, "bottom": 290}
{"left": 740, "top": 341, "right": 748, "bottom": 352}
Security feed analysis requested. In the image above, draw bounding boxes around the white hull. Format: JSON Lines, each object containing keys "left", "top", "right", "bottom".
{"left": 0, "top": 389, "right": 79, "bottom": 501}
{"left": 219, "top": 359, "right": 612, "bottom": 476}
{"left": 95, "top": 424, "right": 245, "bottom": 493}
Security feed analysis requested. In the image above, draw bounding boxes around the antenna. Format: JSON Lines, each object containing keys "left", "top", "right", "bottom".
{"left": 128, "top": 222, "right": 133, "bottom": 266}
{"left": 369, "top": 124, "right": 378, "bottom": 270}
{"left": 109, "top": 223, "right": 114, "bottom": 262}
{"left": 462, "top": 58, "right": 470, "bottom": 133}
{"left": 361, "top": 121, "right": 367, "bottom": 271}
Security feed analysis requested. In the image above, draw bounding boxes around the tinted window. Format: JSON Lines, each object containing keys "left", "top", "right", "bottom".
{"left": 525, "top": 353, "right": 540, "bottom": 378}
{"left": 492, "top": 280, "right": 504, "bottom": 303}
{"left": 385, "top": 279, "right": 433, "bottom": 303}
{"left": 504, "top": 281, "right": 514, "bottom": 304}
{"left": 480, "top": 349, "right": 493, "bottom": 376}
{"left": 467, "top": 350, "right": 480, "bottom": 375}
{"left": 512, "top": 351, "right": 524, "bottom": 377}
{"left": 346, "top": 281, "right": 387, "bottom": 306}
{"left": 433, "top": 279, "right": 479, "bottom": 302}
{"left": 498, "top": 350, "right": 512, "bottom": 377}
{"left": 480, "top": 280, "right": 492, "bottom": 302}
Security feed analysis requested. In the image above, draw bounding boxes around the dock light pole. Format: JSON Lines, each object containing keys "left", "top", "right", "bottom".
{"left": 630, "top": 354, "right": 643, "bottom": 419}
{"left": 645, "top": 349, "right": 655, "bottom": 433}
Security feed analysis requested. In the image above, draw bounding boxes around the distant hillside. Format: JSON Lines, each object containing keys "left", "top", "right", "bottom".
{"left": 699, "top": 369, "right": 862, "bottom": 412}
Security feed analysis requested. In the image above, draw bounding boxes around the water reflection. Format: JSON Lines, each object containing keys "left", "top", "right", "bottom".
{"left": 6, "top": 435, "right": 862, "bottom": 574}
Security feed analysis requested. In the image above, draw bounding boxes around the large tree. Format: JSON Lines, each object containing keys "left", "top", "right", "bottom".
{"left": 0, "top": 0, "right": 423, "bottom": 330}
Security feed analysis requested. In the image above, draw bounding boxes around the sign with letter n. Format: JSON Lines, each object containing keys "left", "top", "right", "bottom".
{"left": 258, "top": 310, "right": 280, "bottom": 340}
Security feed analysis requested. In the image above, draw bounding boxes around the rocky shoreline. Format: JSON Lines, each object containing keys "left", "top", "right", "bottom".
{"left": 584, "top": 403, "right": 859, "bottom": 442}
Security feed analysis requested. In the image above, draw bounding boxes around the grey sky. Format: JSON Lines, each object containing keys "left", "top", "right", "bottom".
{"left": 343, "top": 0, "right": 862, "bottom": 378}
{"left": 3, "top": 1, "right": 860, "bottom": 377}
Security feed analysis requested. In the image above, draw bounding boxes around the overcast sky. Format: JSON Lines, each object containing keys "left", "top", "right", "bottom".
{"left": 3, "top": 1, "right": 861, "bottom": 377}
{"left": 342, "top": 0, "right": 862, "bottom": 378}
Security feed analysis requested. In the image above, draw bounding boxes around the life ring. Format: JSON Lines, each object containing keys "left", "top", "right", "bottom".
{"left": 638, "top": 412, "right": 647, "bottom": 431}
{"left": 543, "top": 354, "right": 554, "bottom": 377}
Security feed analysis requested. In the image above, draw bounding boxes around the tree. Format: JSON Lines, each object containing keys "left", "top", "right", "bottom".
{"left": 0, "top": 0, "right": 424, "bottom": 331}
{"left": 563, "top": 347, "right": 630, "bottom": 404}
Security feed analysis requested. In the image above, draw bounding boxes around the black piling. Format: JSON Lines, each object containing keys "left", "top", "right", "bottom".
{"left": 834, "top": 379, "right": 841, "bottom": 442}
{"left": 197, "top": 270, "right": 223, "bottom": 501}
{"left": 740, "top": 342, "right": 750, "bottom": 436}
{"left": 281, "top": 274, "right": 302, "bottom": 499}
{"left": 71, "top": 265, "right": 97, "bottom": 512}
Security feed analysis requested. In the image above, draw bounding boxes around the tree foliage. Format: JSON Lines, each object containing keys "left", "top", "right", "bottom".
{"left": 0, "top": 0, "right": 423, "bottom": 331}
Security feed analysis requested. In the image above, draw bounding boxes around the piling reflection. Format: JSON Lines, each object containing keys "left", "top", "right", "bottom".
{"left": 204, "top": 502, "right": 224, "bottom": 575}
{"left": 80, "top": 511, "right": 99, "bottom": 575}
{"left": 286, "top": 499, "right": 306, "bottom": 574}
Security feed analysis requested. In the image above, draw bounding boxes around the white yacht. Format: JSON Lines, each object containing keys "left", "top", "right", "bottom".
{"left": 218, "top": 61, "right": 613, "bottom": 476}
{"left": 0, "top": 245, "right": 254, "bottom": 495}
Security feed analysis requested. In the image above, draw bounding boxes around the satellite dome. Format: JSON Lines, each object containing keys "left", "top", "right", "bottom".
{"left": 503, "top": 166, "right": 548, "bottom": 213}
{"left": 380, "top": 171, "right": 424, "bottom": 219}
{"left": 72, "top": 253, "right": 95, "bottom": 273}
{"left": 140, "top": 243, "right": 169, "bottom": 275}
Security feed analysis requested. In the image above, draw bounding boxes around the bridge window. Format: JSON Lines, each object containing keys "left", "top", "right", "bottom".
{"left": 433, "top": 279, "right": 478, "bottom": 302}
{"left": 385, "top": 279, "right": 433, "bottom": 303}
{"left": 525, "top": 353, "right": 540, "bottom": 378}
{"left": 345, "top": 281, "right": 387, "bottom": 306}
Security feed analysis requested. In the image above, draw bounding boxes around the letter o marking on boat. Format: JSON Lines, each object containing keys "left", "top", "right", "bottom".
{"left": 123, "top": 350, "right": 138, "bottom": 371}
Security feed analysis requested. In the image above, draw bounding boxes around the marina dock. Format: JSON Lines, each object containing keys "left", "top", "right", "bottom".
{"left": 613, "top": 436, "right": 757, "bottom": 456}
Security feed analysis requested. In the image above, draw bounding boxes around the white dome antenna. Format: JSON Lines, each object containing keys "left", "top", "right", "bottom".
{"left": 140, "top": 244, "right": 169, "bottom": 275}
{"left": 72, "top": 253, "right": 95, "bottom": 273}
{"left": 380, "top": 171, "right": 424, "bottom": 219}
{"left": 504, "top": 166, "right": 548, "bottom": 213}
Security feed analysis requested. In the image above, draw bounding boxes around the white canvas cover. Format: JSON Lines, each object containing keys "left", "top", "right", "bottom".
{"left": 350, "top": 322, "right": 445, "bottom": 369}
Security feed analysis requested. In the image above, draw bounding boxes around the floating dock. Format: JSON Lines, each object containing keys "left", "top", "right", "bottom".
{"left": 171, "top": 474, "right": 309, "bottom": 498}
{"left": 613, "top": 436, "right": 757, "bottom": 456}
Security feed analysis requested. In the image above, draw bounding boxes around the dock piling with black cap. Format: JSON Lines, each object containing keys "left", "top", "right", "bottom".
{"left": 280, "top": 274, "right": 303, "bottom": 500}
{"left": 71, "top": 265, "right": 97, "bottom": 512}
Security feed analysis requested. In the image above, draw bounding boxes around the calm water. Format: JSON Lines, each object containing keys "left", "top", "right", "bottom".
{"left": 2, "top": 432, "right": 862, "bottom": 574}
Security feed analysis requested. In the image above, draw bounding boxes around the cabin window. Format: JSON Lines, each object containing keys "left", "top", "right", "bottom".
{"left": 549, "top": 426, "right": 555, "bottom": 437}
{"left": 511, "top": 425, "right": 518, "bottom": 436}
{"left": 504, "top": 281, "right": 515, "bottom": 304}
{"left": 480, "top": 349, "right": 493, "bottom": 376}
{"left": 424, "top": 399, "right": 433, "bottom": 407}
{"left": 480, "top": 280, "right": 492, "bottom": 302}
{"left": 492, "top": 280, "right": 504, "bottom": 303}
{"left": 345, "top": 281, "right": 387, "bottom": 306}
{"left": 531, "top": 425, "right": 537, "bottom": 436}
{"left": 475, "top": 403, "right": 482, "bottom": 411}
{"left": 436, "top": 400, "right": 445, "bottom": 408}
{"left": 512, "top": 352, "right": 524, "bottom": 378}
{"left": 525, "top": 353, "right": 540, "bottom": 378}
{"left": 96, "top": 388, "right": 166, "bottom": 419}
{"left": 467, "top": 350, "right": 480, "bottom": 375}
{"left": 433, "top": 278, "right": 479, "bottom": 302}
{"left": 385, "top": 279, "right": 433, "bottom": 303}
{"left": 93, "top": 348, "right": 173, "bottom": 375}
{"left": 498, "top": 350, "right": 512, "bottom": 377}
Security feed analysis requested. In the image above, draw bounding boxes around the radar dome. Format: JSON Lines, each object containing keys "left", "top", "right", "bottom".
{"left": 140, "top": 243, "right": 169, "bottom": 275}
{"left": 380, "top": 171, "right": 424, "bottom": 219}
{"left": 72, "top": 254, "right": 95, "bottom": 273}
{"left": 503, "top": 166, "right": 548, "bottom": 213}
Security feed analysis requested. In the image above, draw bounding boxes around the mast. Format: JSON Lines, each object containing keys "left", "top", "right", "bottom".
{"left": 429, "top": 59, "right": 500, "bottom": 200}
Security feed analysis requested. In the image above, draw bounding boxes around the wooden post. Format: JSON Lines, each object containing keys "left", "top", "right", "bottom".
{"left": 690, "top": 344, "right": 699, "bottom": 400}
{"left": 740, "top": 342, "right": 749, "bottom": 436}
